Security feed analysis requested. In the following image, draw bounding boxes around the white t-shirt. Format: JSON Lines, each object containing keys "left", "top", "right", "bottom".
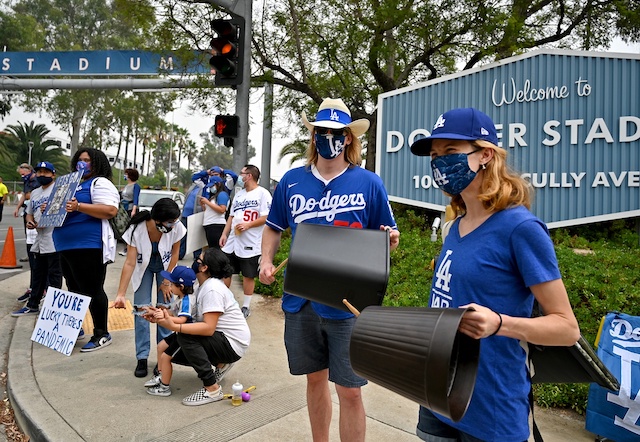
{"left": 203, "top": 191, "right": 229, "bottom": 226}
{"left": 27, "top": 184, "right": 56, "bottom": 254}
{"left": 222, "top": 186, "right": 272, "bottom": 258}
{"left": 194, "top": 277, "right": 250, "bottom": 357}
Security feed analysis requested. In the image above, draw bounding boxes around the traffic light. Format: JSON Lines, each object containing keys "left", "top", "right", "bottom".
{"left": 209, "top": 16, "right": 245, "bottom": 86}
{"left": 214, "top": 115, "right": 240, "bottom": 147}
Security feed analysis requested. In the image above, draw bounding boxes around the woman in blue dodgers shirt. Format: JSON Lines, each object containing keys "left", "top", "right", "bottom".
{"left": 54, "top": 148, "right": 120, "bottom": 352}
{"left": 410, "top": 108, "right": 580, "bottom": 442}
{"left": 259, "top": 98, "right": 400, "bottom": 442}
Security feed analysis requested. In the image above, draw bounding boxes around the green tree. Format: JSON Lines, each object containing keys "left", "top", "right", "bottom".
{"left": 164, "top": 0, "right": 639, "bottom": 170}
{"left": 0, "top": 10, "right": 44, "bottom": 118}
{"left": 2, "top": 121, "right": 69, "bottom": 174}
{"left": 10, "top": 0, "right": 156, "bottom": 156}
{"left": 278, "top": 139, "right": 308, "bottom": 167}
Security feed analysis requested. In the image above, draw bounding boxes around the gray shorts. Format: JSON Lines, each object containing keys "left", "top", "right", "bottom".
{"left": 284, "top": 302, "right": 367, "bottom": 388}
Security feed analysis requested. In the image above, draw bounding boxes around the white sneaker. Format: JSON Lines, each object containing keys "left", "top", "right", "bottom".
{"left": 144, "top": 374, "right": 162, "bottom": 387}
{"left": 147, "top": 383, "right": 171, "bottom": 397}
{"left": 182, "top": 387, "right": 223, "bottom": 406}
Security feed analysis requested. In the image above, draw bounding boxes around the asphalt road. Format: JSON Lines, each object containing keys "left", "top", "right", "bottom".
{"left": 0, "top": 205, "right": 31, "bottom": 284}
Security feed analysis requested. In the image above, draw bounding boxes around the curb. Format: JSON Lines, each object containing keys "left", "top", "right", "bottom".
{"left": 7, "top": 316, "right": 83, "bottom": 442}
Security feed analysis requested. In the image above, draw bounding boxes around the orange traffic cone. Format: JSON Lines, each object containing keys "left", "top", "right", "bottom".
{"left": 0, "top": 227, "right": 23, "bottom": 269}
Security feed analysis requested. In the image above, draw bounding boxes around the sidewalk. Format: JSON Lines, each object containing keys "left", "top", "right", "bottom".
{"left": 5, "top": 254, "right": 596, "bottom": 441}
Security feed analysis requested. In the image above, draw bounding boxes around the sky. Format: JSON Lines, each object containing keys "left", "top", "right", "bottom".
{"left": 2, "top": 40, "right": 639, "bottom": 182}
{"left": 1, "top": 89, "right": 301, "bottom": 181}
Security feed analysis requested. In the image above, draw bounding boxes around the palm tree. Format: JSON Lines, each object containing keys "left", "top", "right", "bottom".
{"left": 4, "top": 121, "right": 69, "bottom": 173}
{"left": 278, "top": 139, "right": 309, "bottom": 166}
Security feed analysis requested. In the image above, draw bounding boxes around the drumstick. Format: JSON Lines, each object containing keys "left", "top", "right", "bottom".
{"left": 274, "top": 258, "right": 288, "bottom": 275}
{"left": 342, "top": 299, "right": 361, "bottom": 317}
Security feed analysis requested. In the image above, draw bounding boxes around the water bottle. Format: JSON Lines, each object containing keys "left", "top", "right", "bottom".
{"left": 231, "top": 380, "right": 243, "bottom": 406}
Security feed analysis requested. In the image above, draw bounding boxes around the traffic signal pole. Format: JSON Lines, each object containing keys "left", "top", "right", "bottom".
{"left": 234, "top": 11, "right": 251, "bottom": 173}
{"left": 208, "top": 0, "right": 252, "bottom": 174}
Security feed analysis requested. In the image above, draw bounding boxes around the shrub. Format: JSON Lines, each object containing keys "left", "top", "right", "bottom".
{"left": 254, "top": 204, "right": 640, "bottom": 414}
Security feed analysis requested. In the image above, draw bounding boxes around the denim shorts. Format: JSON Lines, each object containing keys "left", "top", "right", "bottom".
{"left": 416, "top": 407, "right": 486, "bottom": 442}
{"left": 284, "top": 302, "right": 367, "bottom": 388}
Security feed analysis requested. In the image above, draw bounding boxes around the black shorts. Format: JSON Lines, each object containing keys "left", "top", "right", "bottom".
{"left": 224, "top": 252, "right": 260, "bottom": 278}
{"left": 163, "top": 333, "right": 182, "bottom": 358}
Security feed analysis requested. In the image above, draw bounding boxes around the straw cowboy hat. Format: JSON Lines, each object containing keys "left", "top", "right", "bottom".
{"left": 301, "top": 98, "right": 370, "bottom": 137}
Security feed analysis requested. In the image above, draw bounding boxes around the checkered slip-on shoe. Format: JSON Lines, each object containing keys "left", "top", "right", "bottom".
{"left": 215, "top": 363, "right": 235, "bottom": 384}
{"left": 182, "top": 387, "right": 223, "bottom": 406}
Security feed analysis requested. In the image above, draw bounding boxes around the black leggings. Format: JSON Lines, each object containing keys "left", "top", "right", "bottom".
{"left": 59, "top": 248, "right": 109, "bottom": 337}
{"left": 204, "top": 224, "right": 225, "bottom": 249}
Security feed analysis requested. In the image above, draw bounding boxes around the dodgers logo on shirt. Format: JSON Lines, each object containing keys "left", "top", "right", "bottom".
{"left": 288, "top": 190, "right": 366, "bottom": 223}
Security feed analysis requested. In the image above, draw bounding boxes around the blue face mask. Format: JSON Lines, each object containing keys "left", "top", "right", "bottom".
{"left": 76, "top": 160, "right": 91, "bottom": 176}
{"left": 124, "top": 174, "right": 128, "bottom": 181}
{"left": 210, "top": 186, "right": 218, "bottom": 196}
{"left": 191, "top": 259, "right": 201, "bottom": 275}
{"left": 314, "top": 132, "right": 347, "bottom": 159}
{"left": 430, "top": 152, "right": 480, "bottom": 195}
{"left": 237, "top": 176, "right": 244, "bottom": 188}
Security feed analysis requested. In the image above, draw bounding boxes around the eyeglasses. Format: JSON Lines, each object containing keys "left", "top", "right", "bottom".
{"left": 316, "top": 127, "right": 348, "bottom": 136}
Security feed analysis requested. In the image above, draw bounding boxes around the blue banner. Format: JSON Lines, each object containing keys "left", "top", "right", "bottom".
{"left": 1, "top": 50, "right": 209, "bottom": 76}
{"left": 586, "top": 312, "right": 640, "bottom": 441}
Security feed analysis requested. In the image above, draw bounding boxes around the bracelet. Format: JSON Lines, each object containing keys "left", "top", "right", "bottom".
{"left": 76, "top": 202, "right": 81, "bottom": 211}
{"left": 488, "top": 311, "right": 502, "bottom": 337}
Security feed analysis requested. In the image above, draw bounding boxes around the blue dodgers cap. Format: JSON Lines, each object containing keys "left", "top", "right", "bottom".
{"left": 207, "top": 175, "right": 223, "bottom": 187}
{"left": 35, "top": 161, "right": 56, "bottom": 174}
{"left": 160, "top": 266, "right": 196, "bottom": 287}
{"left": 209, "top": 166, "right": 223, "bottom": 174}
{"left": 410, "top": 108, "right": 499, "bottom": 156}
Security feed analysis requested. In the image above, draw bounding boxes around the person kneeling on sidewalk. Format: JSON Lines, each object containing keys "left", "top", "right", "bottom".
{"left": 143, "top": 265, "right": 197, "bottom": 396}
{"left": 155, "top": 248, "right": 251, "bottom": 406}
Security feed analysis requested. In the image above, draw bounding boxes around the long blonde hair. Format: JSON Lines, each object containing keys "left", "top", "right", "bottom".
{"left": 450, "top": 140, "right": 532, "bottom": 215}
{"left": 306, "top": 128, "right": 363, "bottom": 167}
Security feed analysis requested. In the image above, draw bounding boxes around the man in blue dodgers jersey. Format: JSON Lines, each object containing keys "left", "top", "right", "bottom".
{"left": 259, "top": 98, "right": 399, "bottom": 442}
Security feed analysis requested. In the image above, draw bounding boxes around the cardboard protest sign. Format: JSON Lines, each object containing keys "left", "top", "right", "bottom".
{"left": 38, "top": 171, "right": 83, "bottom": 228}
{"left": 186, "top": 211, "right": 207, "bottom": 255}
{"left": 31, "top": 287, "right": 91, "bottom": 356}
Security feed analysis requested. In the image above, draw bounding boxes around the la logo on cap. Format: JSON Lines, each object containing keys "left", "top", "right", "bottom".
{"left": 433, "top": 115, "right": 446, "bottom": 130}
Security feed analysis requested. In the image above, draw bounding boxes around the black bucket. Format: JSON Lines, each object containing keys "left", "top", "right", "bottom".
{"left": 283, "top": 223, "right": 389, "bottom": 313}
{"left": 350, "top": 306, "right": 480, "bottom": 422}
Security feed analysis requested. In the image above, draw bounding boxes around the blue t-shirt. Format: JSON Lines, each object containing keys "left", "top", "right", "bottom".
{"left": 428, "top": 206, "right": 561, "bottom": 441}
{"left": 266, "top": 165, "right": 397, "bottom": 319}
{"left": 53, "top": 177, "right": 102, "bottom": 251}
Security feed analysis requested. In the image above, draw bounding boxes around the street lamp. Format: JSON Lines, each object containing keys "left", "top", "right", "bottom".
{"left": 27, "top": 141, "right": 34, "bottom": 166}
